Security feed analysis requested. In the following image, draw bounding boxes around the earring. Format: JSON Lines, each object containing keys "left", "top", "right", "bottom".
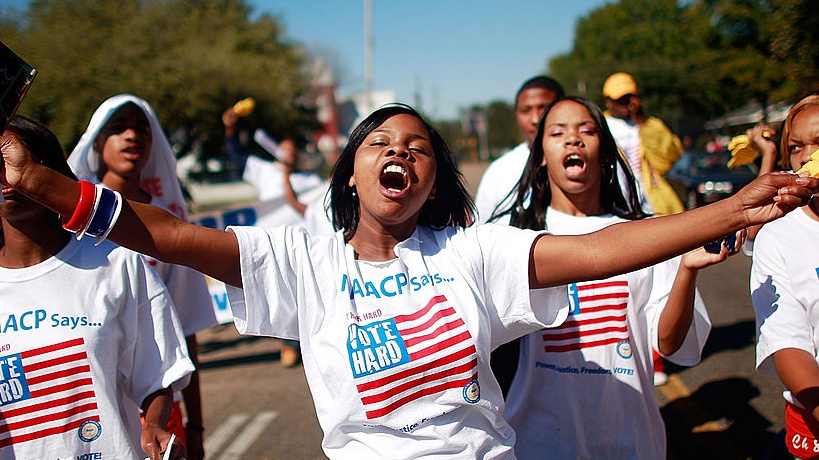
{"left": 351, "top": 187, "right": 357, "bottom": 198}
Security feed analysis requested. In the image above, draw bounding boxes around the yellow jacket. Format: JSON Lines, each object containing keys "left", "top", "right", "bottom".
{"left": 639, "top": 117, "right": 685, "bottom": 215}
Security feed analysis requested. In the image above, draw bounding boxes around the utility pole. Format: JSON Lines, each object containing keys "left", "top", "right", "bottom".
{"left": 364, "top": 0, "right": 372, "bottom": 114}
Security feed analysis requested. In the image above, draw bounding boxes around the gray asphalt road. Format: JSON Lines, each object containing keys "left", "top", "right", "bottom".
{"left": 197, "top": 327, "right": 326, "bottom": 459}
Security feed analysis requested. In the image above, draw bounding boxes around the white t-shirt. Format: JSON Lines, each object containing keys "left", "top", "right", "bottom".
{"left": 606, "top": 116, "right": 642, "bottom": 176}
{"left": 474, "top": 142, "right": 530, "bottom": 224}
{"left": 242, "top": 156, "right": 324, "bottom": 202}
{"left": 752, "top": 207, "right": 819, "bottom": 407}
{"left": 147, "top": 258, "right": 217, "bottom": 336}
{"left": 225, "top": 223, "right": 569, "bottom": 459}
{"left": 505, "top": 210, "right": 711, "bottom": 459}
{"left": 0, "top": 238, "right": 193, "bottom": 458}
{"left": 604, "top": 117, "right": 655, "bottom": 214}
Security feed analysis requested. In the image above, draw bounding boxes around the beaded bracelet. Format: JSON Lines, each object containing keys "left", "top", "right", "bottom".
{"left": 62, "top": 180, "right": 97, "bottom": 233}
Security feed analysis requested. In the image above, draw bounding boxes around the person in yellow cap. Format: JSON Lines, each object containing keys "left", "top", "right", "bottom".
{"left": 603, "top": 72, "right": 685, "bottom": 217}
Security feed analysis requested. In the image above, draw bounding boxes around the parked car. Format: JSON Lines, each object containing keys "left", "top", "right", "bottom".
{"left": 667, "top": 149, "right": 757, "bottom": 209}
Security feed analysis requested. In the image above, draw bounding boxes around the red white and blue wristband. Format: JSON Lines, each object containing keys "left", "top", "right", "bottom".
{"left": 61, "top": 181, "right": 122, "bottom": 245}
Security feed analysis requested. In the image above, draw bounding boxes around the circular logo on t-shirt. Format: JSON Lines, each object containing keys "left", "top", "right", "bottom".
{"left": 616, "top": 340, "right": 633, "bottom": 359}
{"left": 463, "top": 379, "right": 480, "bottom": 403}
{"left": 78, "top": 420, "right": 102, "bottom": 442}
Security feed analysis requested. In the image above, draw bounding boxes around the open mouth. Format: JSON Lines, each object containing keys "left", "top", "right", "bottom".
{"left": 380, "top": 163, "right": 409, "bottom": 193}
{"left": 563, "top": 154, "right": 586, "bottom": 176}
{"left": 121, "top": 145, "right": 144, "bottom": 160}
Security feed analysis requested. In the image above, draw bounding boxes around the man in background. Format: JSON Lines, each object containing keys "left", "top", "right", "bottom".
{"left": 474, "top": 76, "right": 565, "bottom": 224}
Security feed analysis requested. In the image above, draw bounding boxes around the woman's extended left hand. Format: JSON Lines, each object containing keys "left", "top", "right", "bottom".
{"left": 682, "top": 229, "right": 746, "bottom": 270}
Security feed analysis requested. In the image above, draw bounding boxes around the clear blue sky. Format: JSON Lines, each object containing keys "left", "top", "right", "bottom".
{"left": 252, "top": 0, "right": 608, "bottom": 119}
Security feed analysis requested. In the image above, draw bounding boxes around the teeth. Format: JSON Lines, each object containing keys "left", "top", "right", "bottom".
{"left": 383, "top": 164, "right": 407, "bottom": 176}
{"left": 567, "top": 154, "right": 581, "bottom": 160}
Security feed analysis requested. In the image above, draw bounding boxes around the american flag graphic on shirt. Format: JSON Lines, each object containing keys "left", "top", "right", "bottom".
{"left": 540, "top": 280, "right": 630, "bottom": 353}
{"left": 0, "top": 338, "right": 99, "bottom": 447}
{"left": 347, "top": 295, "right": 478, "bottom": 420}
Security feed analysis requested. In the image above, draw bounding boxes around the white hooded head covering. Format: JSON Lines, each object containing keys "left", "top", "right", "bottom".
{"left": 68, "top": 94, "right": 189, "bottom": 220}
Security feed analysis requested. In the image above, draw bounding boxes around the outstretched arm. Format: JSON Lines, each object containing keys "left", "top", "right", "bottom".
{"left": 1, "top": 135, "right": 243, "bottom": 287}
{"left": 528, "top": 172, "right": 817, "bottom": 289}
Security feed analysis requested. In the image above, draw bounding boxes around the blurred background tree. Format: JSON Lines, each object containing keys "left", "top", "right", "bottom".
{"left": 2, "top": 0, "right": 308, "bottom": 163}
{"left": 767, "top": 0, "right": 819, "bottom": 94}
{"left": 547, "top": 0, "right": 818, "bottom": 137}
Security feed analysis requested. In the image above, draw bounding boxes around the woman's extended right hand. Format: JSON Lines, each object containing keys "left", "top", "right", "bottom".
{"left": 733, "top": 171, "right": 818, "bottom": 226}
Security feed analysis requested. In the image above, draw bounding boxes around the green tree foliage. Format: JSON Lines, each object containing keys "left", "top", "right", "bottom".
{"left": 548, "top": 0, "right": 817, "bottom": 132}
{"left": 435, "top": 119, "right": 472, "bottom": 163}
{"left": 551, "top": 0, "right": 696, "bottom": 118}
{"left": 3, "top": 0, "right": 307, "bottom": 160}
{"left": 693, "top": 0, "right": 785, "bottom": 109}
{"left": 485, "top": 100, "right": 518, "bottom": 152}
{"left": 767, "top": 0, "right": 819, "bottom": 96}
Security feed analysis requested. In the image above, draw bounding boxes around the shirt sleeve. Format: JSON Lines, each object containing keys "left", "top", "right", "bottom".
{"left": 474, "top": 161, "right": 506, "bottom": 224}
{"left": 120, "top": 253, "right": 194, "bottom": 406}
{"left": 225, "top": 132, "right": 249, "bottom": 173}
{"left": 155, "top": 262, "right": 219, "bottom": 336}
{"left": 225, "top": 225, "right": 307, "bottom": 340}
{"left": 469, "top": 224, "right": 570, "bottom": 349}
{"left": 648, "top": 256, "right": 711, "bottom": 366}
